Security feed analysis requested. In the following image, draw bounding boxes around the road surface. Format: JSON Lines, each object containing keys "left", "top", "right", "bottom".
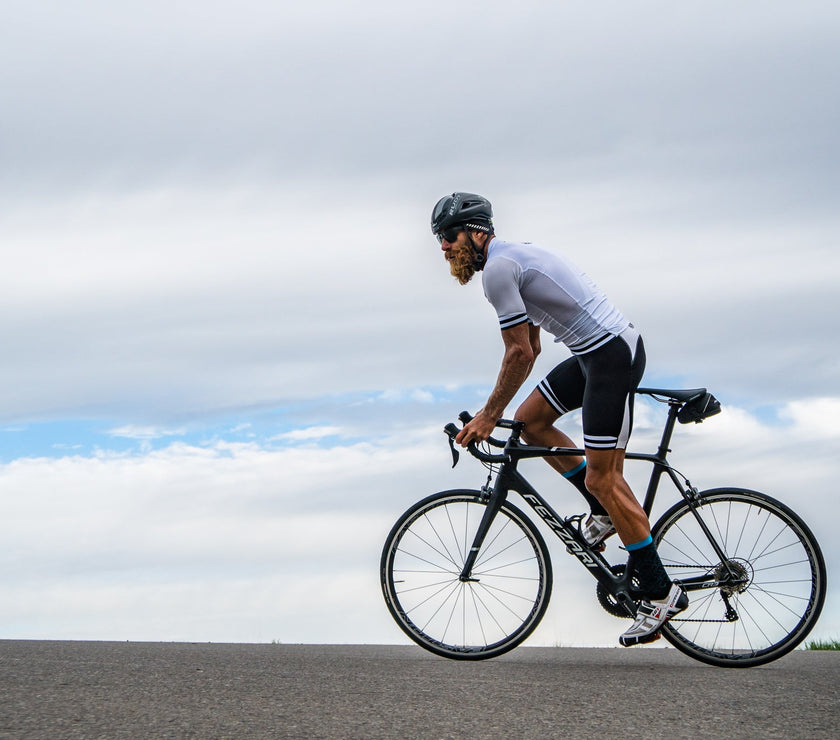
{"left": 1, "top": 642, "right": 837, "bottom": 738}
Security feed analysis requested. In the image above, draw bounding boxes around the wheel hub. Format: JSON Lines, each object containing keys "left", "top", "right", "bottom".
{"left": 716, "top": 558, "right": 752, "bottom": 596}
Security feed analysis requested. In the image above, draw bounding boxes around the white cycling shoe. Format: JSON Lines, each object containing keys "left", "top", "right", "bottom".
{"left": 619, "top": 582, "right": 689, "bottom": 647}
{"left": 582, "top": 514, "right": 616, "bottom": 551}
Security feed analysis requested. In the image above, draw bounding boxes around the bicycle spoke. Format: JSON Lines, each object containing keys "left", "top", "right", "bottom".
{"left": 666, "top": 520, "right": 714, "bottom": 566}
{"left": 417, "top": 580, "right": 461, "bottom": 633}
{"left": 401, "top": 527, "right": 461, "bottom": 572}
{"left": 470, "top": 584, "right": 517, "bottom": 637}
{"left": 474, "top": 534, "right": 532, "bottom": 572}
{"left": 475, "top": 556, "right": 540, "bottom": 578}
{"left": 441, "top": 504, "right": 467, "bottom": 569}
{"left": 393, "top": 575, "right": 458, "bottom": 595}
{"left": 438, "top": 583, "right": 462, "bottom": 646}
{"left": 467, "top": 586, "right": 491, "bottom": 647}
{"left": 474, "top": 517, "right": 519, "bottom": 569}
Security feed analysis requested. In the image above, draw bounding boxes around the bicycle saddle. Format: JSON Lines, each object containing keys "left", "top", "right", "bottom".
{"left": 637, "top": 387, "right": 707, "bottom": 402}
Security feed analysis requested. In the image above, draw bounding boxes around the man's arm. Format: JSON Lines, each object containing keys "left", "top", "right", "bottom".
{"left": 528, "top": 322, "right": 542, "bottom": 360}
{"left": 456, "top": 322, "right": 541, "bottom": 447}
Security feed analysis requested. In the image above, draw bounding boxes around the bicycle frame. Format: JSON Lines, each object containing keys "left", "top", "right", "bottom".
{"left": 454, "top": 394, "right": 736, "bottom": 614}
{"left": 385, "top": 385, "right": 823, "bottom": 666}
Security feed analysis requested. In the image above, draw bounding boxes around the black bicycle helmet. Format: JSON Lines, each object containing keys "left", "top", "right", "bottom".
{"left": 430, "top": 192, "right": 493, "bottom": 237}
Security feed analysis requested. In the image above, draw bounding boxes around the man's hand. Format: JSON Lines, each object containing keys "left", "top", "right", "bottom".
{"left": 455, "top": 409, "right": 499, "bottom": 448}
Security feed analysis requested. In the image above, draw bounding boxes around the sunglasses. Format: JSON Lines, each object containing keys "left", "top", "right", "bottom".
{"left": 435, "top": 226, "right": 464, "bottom": 244}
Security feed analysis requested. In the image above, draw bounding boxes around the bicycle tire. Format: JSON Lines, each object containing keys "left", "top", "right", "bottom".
{"left": 652, "top": 487, "right": 826, "bottom": 668}
{"left": 381, "top": 489, "right": 552, "bottom": 660}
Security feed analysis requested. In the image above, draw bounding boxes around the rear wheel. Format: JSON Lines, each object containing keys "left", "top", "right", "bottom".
{"left": 381, "top": 490, "right": 552, "bottom": 660}
{"left": 652, "top": 488, "right": 826, "bottom": 667}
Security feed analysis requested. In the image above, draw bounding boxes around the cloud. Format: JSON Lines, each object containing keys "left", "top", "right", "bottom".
{"left": 2, "top": 2, "right": 837, "bottom": 425}
{"left": 1, "top": 398, "right": 837, "bottom": 644}
{"left": 778, "top": 398, "right": 840, "bottom": 438}
{"left": 377, "top": 389, "right": 437, "bottom": 404}
{"left": 273, "top": 426, "right": 342, "bottom": 442}
{"left": 1, "top": 1, "right": 839, "bottom": 646}
{"left": 2, "top": 176, "right": 837, "bottom": 425}
{"left": 3, "top": 2, "right": 838, "bottom": 197}
{"left": 108, "top": 425, "right": 187, "bottom": 440}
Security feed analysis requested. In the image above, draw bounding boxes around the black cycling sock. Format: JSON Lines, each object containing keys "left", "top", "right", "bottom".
{"left": 562, "top": 461, "right": 609, "bottom": 516}
{"left": 627, "top": 538, "right": 672, "bottom": 600}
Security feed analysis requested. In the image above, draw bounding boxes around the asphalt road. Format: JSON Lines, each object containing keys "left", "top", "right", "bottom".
{"left": 1, "top": 641, "right": 838, "bottom": 739}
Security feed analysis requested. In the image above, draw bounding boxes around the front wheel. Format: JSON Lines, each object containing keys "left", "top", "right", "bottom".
{"left": 380, "top": 490, "right": 552, "bottom": 660}
{"left": 652, "top": 488, "right": 826, "bottom": 667}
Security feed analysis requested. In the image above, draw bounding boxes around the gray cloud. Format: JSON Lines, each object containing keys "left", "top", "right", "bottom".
{"left": 4, "top": 0, "right": 840, "bottom": 648}
{"left": 1, "top": 180, "right": 837, "bottom": 423}
{"left": 3, "top": 2, "right": 838, "bottom": 206}
{"left": 1, "top": 399, "right": 838, "bottom": 644}
{"left": 2, "top": 1, "right": 838, "bottom": 420}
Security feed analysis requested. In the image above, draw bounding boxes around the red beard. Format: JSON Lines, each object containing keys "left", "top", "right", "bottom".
{"left": 449, "top": 247, "right": 477, "bottom": 285}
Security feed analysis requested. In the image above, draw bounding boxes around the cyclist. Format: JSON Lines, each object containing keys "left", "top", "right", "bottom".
{"left": 431, "top": 192, "right": 688, "bottom": 646}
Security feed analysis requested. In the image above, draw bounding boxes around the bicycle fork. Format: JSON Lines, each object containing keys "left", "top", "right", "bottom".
{"left": 458, "top": 484, "right": 506, "bottom": 582}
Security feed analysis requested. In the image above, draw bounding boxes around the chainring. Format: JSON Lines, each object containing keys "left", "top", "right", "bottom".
{"left": 596, "top": 564, "right": 640, "bottom": 619}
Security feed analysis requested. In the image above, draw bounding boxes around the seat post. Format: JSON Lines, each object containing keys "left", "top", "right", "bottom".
{"left": 654, "top": 402, "right": 681, "bottom": 462}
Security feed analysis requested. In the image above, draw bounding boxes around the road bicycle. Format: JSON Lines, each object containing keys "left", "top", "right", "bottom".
{"left": 380, "top": 387, "right": 826, "bottom": 668}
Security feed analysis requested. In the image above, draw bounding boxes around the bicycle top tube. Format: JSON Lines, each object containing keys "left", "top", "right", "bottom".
{"left": 445, "top": 386, "right": 715, "bottom": 466}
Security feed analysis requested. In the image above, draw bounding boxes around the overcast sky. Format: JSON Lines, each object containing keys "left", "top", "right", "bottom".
{"left": 1, "top": 1, "right": 839, "bottom": 647}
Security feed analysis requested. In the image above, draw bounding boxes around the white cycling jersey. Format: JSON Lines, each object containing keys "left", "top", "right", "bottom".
{"left": 481, "top": 238, "right": 630, "bottom": 355}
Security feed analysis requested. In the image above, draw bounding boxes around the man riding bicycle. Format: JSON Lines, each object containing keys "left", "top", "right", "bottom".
{"left": 431, "top": 191, "right": 688, "bottom": 646}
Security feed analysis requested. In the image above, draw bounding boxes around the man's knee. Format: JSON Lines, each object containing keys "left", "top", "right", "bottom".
{"left": 516, "top": 391, "right": 544, "bottom": 419}
{"left": 584, "top": 465, "right": 623, "bottom": 506}
{"left": 516, "top": 399, "right": 555, "bottom": 444}
{"left": 585, "top": 467, "right": 610, "bottom": 498}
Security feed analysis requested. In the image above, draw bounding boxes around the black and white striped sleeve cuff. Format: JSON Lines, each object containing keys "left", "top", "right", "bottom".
{"left": 499, "top": 312, "right": 529, "bottom": 330}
